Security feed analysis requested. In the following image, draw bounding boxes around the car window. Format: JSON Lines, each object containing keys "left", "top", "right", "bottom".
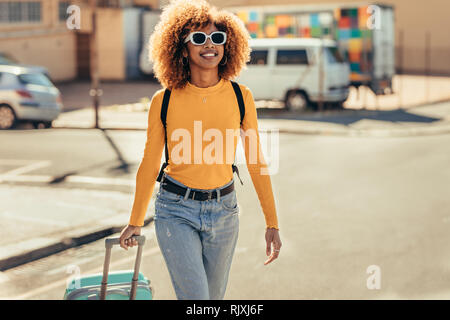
{"left": 18, "top": 72, "right": 53, "bottom": 87}
{"left": 0, "top": 56, "right": 13, "bottom": 64}
{"left": 0, "top": 53, "right": 18, "bottom": 64}
{"left": 276, "top": 49, "right": 309, "bottom": 65}
{"left": 248, "top": 50, "right": 269, "bottom": 65}
{"left": 0, "top": 72, "right": 18, "bottom": 86}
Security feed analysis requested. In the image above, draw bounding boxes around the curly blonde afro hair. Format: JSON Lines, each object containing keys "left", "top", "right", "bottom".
{"left": 148, "top": 0, "right": 251, "bottom": 90}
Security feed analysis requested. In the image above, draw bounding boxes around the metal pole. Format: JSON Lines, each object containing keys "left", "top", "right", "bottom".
{"left": 397, "top": 29, "right": 404, "bottom": 109}
{"left": 90, "top": 0, "right": 100, "bottom": 129}
{"left": 425, "top": 30, "right": 430, "bottom": 104}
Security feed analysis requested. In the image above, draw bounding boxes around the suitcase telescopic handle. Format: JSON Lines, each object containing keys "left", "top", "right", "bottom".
{"left": 100, "top": 235, "right": 146, "bottom": 300}
{"left": 105, "top": 235, "right": 146, "bottom": 248}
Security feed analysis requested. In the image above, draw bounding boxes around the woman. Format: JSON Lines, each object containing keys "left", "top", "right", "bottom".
{"left": 119, "top": 0, "right": 281, "bottom": 300}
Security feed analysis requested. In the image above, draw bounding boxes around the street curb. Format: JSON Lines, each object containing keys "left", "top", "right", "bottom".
{"left": 0, "top": 215, "right": 154, "bottom": 272}
{"left": 50, "top": 123, "right": 450, "bottom": 137}
{"left": 276, "top": 123, "right": 450, "bottom": 137}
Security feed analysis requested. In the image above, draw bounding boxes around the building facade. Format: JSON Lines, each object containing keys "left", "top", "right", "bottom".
{"left": 0, "top": 0, "right": 158, "bottom": 82}
{"left": 1, "top": 0, "right": 448, "bottom": 82}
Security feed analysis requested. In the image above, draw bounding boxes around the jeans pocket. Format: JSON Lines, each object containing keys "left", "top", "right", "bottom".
{"left": 158, "top": 188, "right": 183, "bottom": 204}
{"left": 221, "top": 192, "right": 238, "bottom": 212}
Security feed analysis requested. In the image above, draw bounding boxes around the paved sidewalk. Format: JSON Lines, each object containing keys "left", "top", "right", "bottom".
{"left": 2, "top": 100, "right": 450, "bottom": 271}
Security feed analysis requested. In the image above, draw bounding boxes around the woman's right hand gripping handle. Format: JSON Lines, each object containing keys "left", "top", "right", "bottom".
{"left": 119, "top": 224, "right": 142, "bottom": 250}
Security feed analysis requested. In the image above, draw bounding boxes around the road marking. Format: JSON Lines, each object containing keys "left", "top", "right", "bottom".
{"left": 0, "top": 159, "right": 41, "bottom": 165}
{"left": 0, "top": 159, "right": 135, "bottom": 186}
{"left": 0, "top": 211, "right": 70, "bottom": 227}
{"left": 0, "top": 160, "right": 52, "bottom": 177}
{"left": 0, "top": 174, "right": 135, "bottom": 186}
{"left": 0, "top": 175, "right": 53, "bottom": 183}
{"left": 66, "top": 175, "right": 135, "bottom": 186}
{"left": 0, "top": 159, "right": 52, "bottom": 184}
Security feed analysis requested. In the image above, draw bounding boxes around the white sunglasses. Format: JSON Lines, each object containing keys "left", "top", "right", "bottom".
{"left": 183, "top": 31, "right": 227, "bottom": 45}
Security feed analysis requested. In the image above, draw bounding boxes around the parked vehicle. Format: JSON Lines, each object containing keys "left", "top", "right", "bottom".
{"left": 236, "top": 37, "right": 350, "bottom": 111}
{"left": 0, "top": 52, "right": 51, "bottom": 81}
{"left": 0, "top": 65, "right": 63, "bottom": 130}
{"left": 225, "top": 2, "right": 395, "bottom": 95}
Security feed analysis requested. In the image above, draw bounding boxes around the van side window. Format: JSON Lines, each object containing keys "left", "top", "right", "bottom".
{"left": 248, "top": 50, "right": 268, "bottom": 65}
{"left": 276, "top": 50, "right": 309, "bottom": 65}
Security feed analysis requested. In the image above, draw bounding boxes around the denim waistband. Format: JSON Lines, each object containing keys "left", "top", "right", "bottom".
{"left": 162, "top": 172, "right": 234, "bottom": 192}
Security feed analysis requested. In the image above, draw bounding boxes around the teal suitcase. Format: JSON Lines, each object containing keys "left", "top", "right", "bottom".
{"left": 64, "top": 235, "right": 153, "bottom": 300}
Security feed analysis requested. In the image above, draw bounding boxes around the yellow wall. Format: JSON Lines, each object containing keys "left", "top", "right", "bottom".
{"left": 0, "top": 0, "right": 79, "bottom": 81}
{"left": 0, "top": 0, "right": 126, "bottom": 81}
{"left": 0, "top": 32, "right": 77, "bottom": 81}
{"left": 134, "top": 0, "right": 159, "bottom": 9}
{"left": 96, "top": 8, "right": 126, "bottom": 80}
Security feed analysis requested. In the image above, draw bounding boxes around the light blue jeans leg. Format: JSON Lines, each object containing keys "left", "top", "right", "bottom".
{"left": 202, "top": 189, "right": 240, "bottom": 300}
{"left": 154, "top": 173, "right": 239, "bottom": 300}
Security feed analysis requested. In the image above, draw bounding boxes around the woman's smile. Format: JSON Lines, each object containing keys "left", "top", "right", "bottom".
{"left": 198, "top": 48, "right": 220, "bottom": 63}
{"left": 200, "top": 53, "right": 218, "bottom": 60}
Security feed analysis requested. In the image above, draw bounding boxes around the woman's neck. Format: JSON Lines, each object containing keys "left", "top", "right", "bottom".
{"left": 188, "top": 73, "right": 221, "bottom": 88}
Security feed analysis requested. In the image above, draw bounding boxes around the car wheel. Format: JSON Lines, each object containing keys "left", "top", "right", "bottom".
{"left": 0, "top": 105, "right": 17, "bottom": 130}
{"left": 285, "top": 91, "right": 309, "bottom": 112}
{"left": 44, "top": 121, "right": 53, "bottom": 128}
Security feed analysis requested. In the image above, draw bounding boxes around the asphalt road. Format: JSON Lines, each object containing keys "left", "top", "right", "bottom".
{"left": 1, "top": 128, "right": 450, "bottom": 299}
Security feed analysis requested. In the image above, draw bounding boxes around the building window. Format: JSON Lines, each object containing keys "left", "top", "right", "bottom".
{"left": 0, "top": 1, "right": 42, "bottom": 23}
{"left": 59, "top": 1, "right": 70, "bottom": 22}
{"left": 276, "top": 49, "right": 309, "bottom": 65}
{"left": 0, "top": 3, "right": 7, "bottom": 23}
{"left": 248, "top": 50, "right": 269, "bottom": 65}
{"left": 27, "top": 2, "right": 41, "bottom": 21}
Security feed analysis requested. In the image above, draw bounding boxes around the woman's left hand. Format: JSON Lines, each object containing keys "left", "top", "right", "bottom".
{"left": 264, "top": 228, "right": 282, "bottom": 265}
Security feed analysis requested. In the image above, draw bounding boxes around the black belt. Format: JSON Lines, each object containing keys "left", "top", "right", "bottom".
{"left": 161, "top": 178, "right": 234, "bottom": 201}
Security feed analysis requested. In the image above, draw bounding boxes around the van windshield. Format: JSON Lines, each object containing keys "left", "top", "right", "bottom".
{"left": 326, "top": 47, "right": 344, "bottom": 64}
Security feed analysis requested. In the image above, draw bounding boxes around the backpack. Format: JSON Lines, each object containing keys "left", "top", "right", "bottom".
{"left": 156, "top": 80, "right": 245, "bottom": 186}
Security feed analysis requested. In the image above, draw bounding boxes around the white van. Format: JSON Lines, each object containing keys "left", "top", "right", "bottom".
{"left": 236, "top": 38, "right": 350, "bottom": 111}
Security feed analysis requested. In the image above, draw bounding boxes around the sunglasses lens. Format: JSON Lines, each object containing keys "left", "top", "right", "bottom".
{"left": 192, "top": 33, "right": 206, "bottom": 44}
{"left": 211, "top": 32, "right": 225, "bottom": 44}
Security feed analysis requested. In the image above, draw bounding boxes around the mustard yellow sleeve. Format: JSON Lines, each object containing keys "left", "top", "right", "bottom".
{"left": 129, "top": 89, "right": 166, "bottom": 226}
{"left": 240, "top": 86, "right": 279, "bottom": 230}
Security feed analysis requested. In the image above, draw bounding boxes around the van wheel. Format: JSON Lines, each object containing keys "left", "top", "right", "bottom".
{"left": 285, "top": 91, "right": 309, "bottom": 112}
{"left": 0, "top": 104, "right": 17, "bottom": 130}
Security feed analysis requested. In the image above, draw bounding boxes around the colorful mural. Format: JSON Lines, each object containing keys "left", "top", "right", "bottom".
{"left": 334, "top": 6, "right": 373, "bottom": 81}
{"left": 234, "top": 6, "right": 375, "bottom": 80}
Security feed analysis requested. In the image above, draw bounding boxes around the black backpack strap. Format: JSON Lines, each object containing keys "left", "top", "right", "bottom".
{"left": 156, "top": 88, "right": 171, "bottom": 183}
{"left": 230, "top": 81, "right": 245, "bottom": 185}
{"left": 230, "top": 80, "right": 245, "bottom": 126}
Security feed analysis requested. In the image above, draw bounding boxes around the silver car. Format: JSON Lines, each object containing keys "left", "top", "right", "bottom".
{"left": 0, "top": 65, "right": 63, "bottom": 129}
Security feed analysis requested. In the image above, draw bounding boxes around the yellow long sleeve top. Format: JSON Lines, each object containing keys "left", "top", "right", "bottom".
{"left": 129, "top": 77, "right": 279, "bottom": 230}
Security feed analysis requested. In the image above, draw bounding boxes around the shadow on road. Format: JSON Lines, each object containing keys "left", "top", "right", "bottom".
{"left": 257, "top": 107, "right": 442, "bottom": 126}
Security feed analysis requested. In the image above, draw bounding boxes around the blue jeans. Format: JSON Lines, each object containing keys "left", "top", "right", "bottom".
{"left": 154, "top": 173, "right": 240, "bottom": 300}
